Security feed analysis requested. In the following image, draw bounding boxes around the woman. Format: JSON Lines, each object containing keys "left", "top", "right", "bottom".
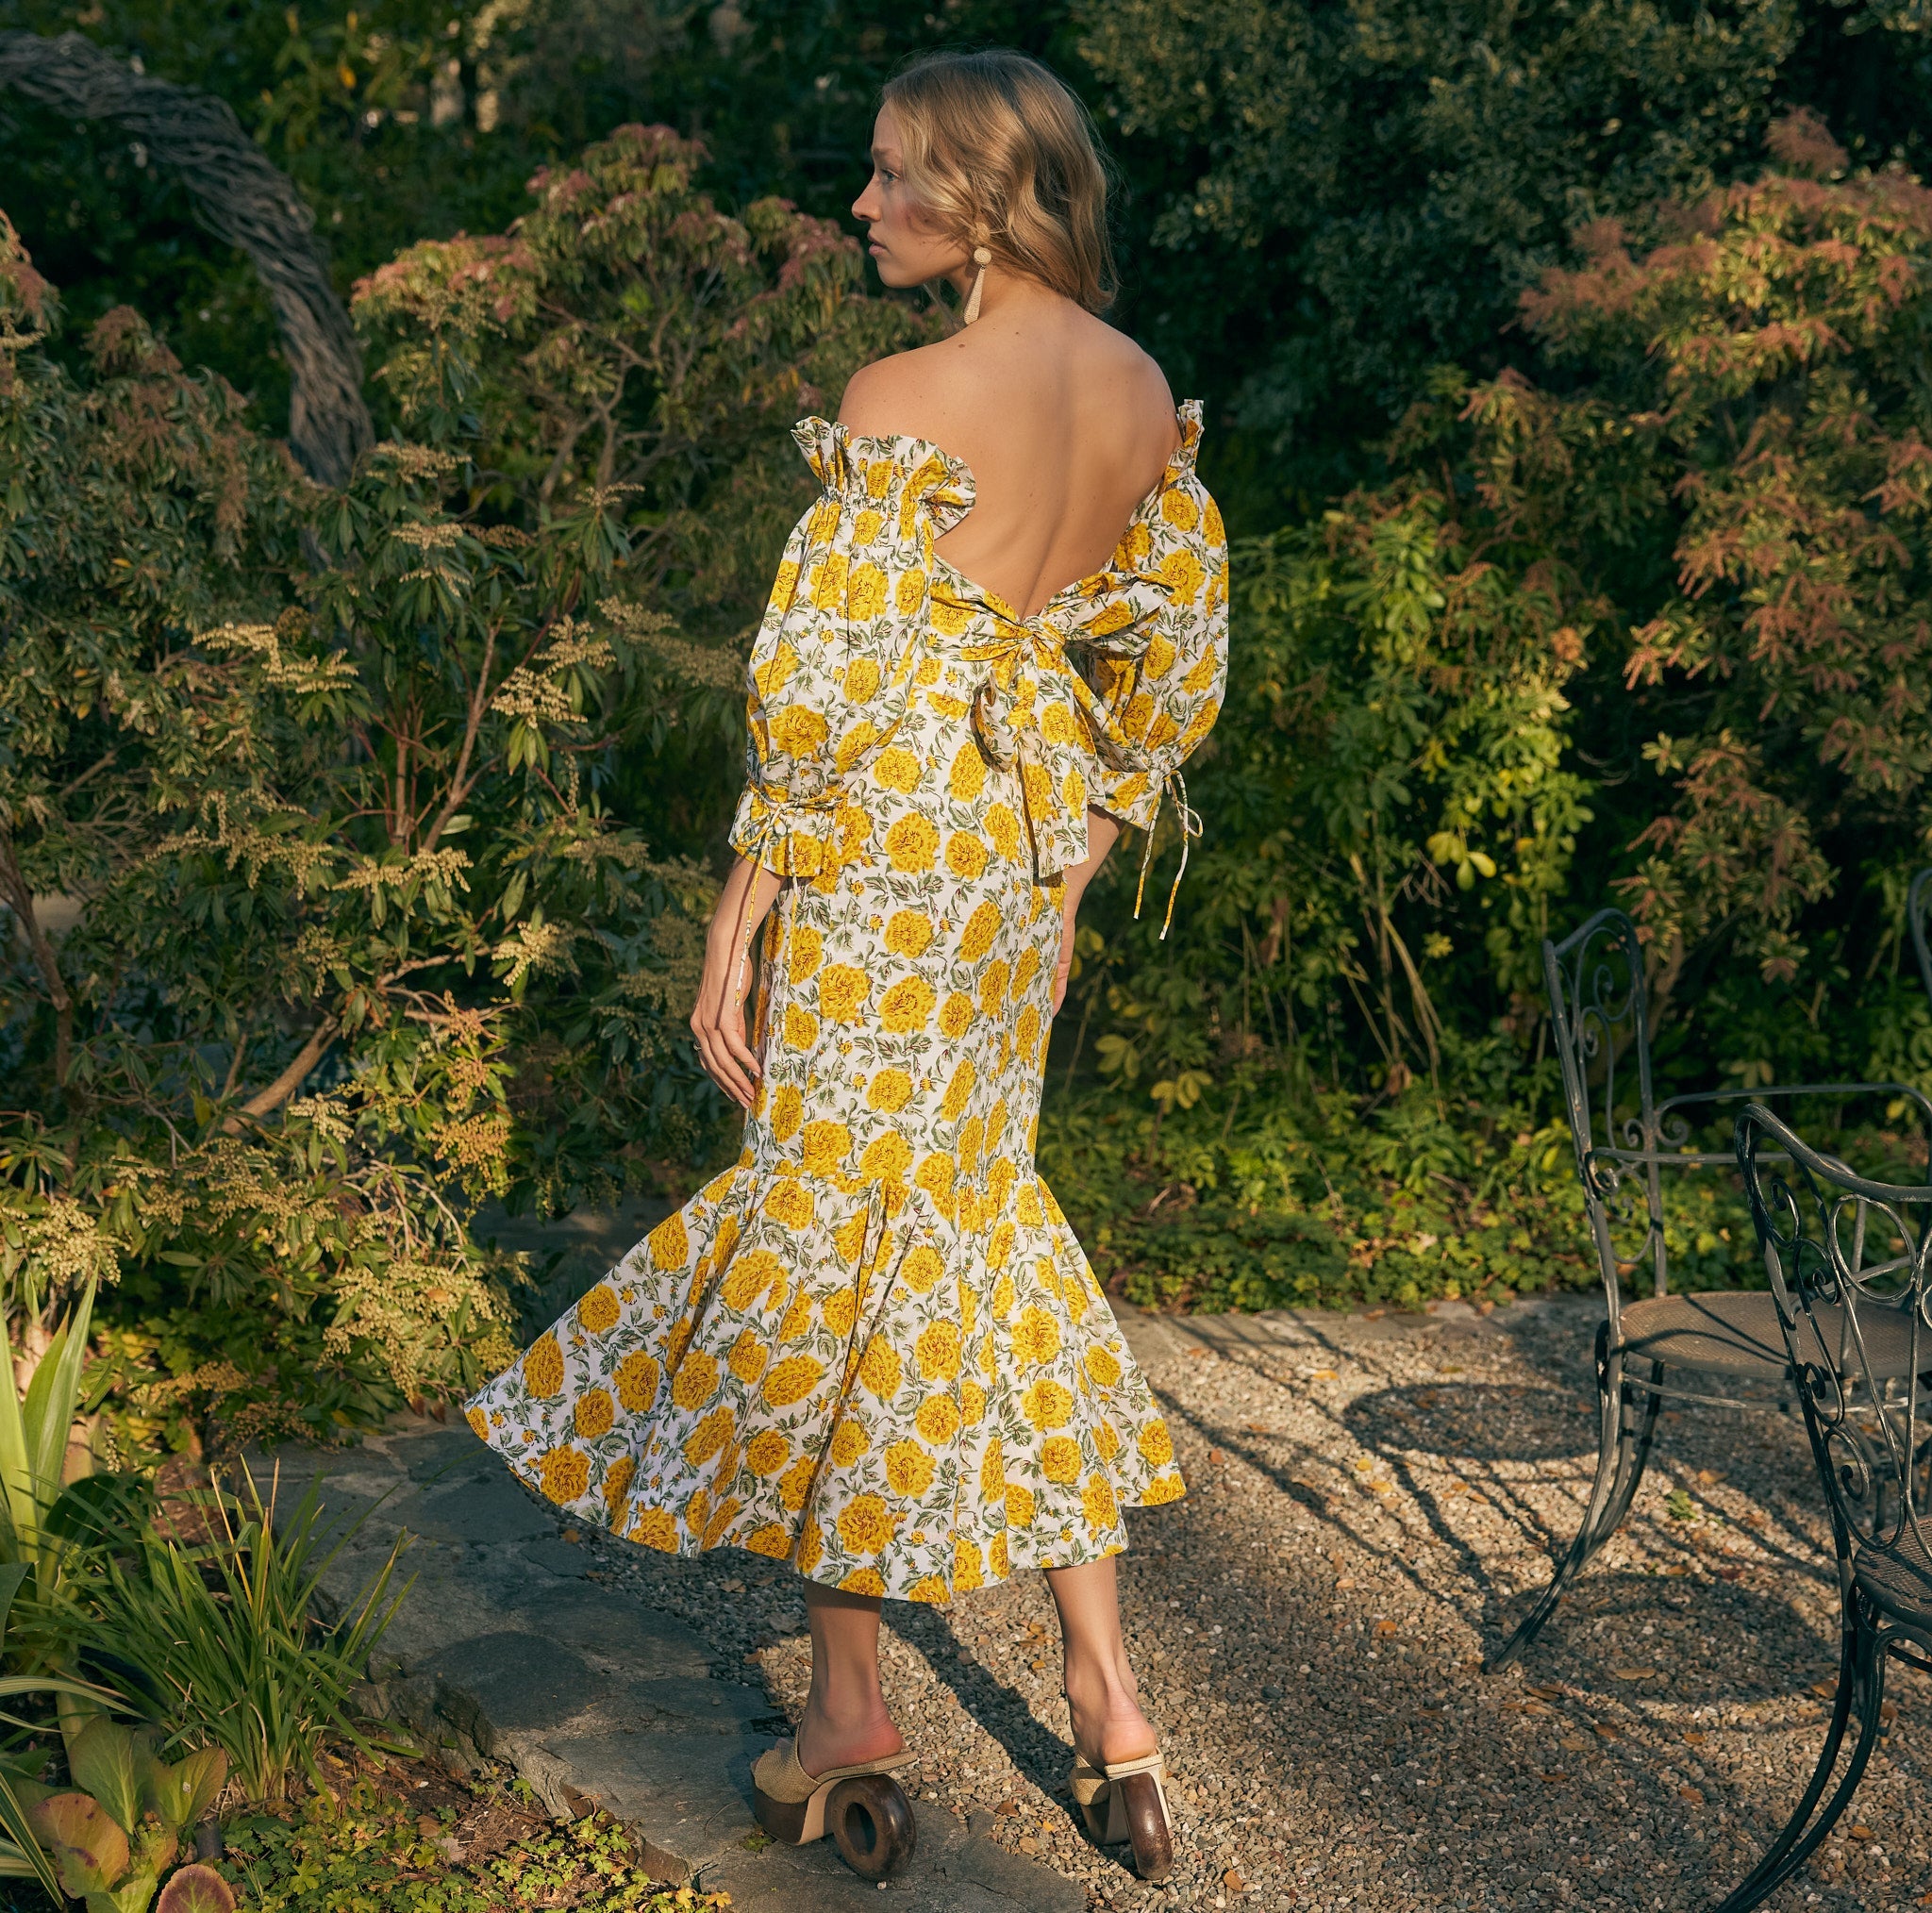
{"left": 464, "top": 47, "right": 1227, "bottom": 1885}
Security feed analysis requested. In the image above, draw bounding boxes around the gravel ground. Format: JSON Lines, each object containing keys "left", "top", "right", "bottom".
{"left": 572, "top": 1293, "right": 1931, "bottom": 1912}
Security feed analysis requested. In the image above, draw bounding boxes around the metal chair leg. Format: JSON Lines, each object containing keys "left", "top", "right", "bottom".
{"left": 1485, "top": 1343, "right": 1631, "bottom": 1673}
{"left": 1711, "top": 1597, "right": 1884, "bottom": 1913}
{"left": 1594, "top": 1364, "right": 1660, "bottom": 1538}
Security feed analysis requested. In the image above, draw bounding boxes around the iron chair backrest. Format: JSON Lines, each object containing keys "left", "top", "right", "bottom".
{"left": 1735, "top": 1103, "right": 1932, "bottom": 1585}
{"left": 1911, "top": 868, "right": 1932, "bottom": 1011}
{"left": 1542, "top": 908, "right": 1932, "bottom": 1346}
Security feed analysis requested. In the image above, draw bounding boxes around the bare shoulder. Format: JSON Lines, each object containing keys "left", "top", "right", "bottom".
{"left": 837, "top": 340, "right": 968, "bottom": 444}
{"left": 1086, "top": 320, "right": 1178, "bottom": 441}
{"left": 838, "top": 308, "right": 1175, "bottom": 456}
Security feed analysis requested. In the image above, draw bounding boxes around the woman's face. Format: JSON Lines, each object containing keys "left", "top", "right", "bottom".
{"left": 852, "top": 106, "right": 965, "bottom": 289}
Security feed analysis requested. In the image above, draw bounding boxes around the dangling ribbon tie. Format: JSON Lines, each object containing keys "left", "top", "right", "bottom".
{"left": 732, "top": 755, "right": 846, "bottom": 1000}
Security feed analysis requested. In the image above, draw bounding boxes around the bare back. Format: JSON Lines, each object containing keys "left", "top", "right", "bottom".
{"left": 839, "top": 291, "right": 1177, "bottom": 621}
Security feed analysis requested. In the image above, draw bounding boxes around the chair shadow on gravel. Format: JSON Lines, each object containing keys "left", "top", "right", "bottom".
{"left": 1341, "top": 1381, "right": 1599, "bottom": 1464}
{"left": 1483, "top": 1567, "right": 1832, "bottom": 1704}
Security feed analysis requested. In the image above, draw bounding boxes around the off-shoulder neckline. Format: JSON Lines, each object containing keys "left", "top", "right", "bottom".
{"left": 793, "top": 400, "right": 1206, "bottom": 627}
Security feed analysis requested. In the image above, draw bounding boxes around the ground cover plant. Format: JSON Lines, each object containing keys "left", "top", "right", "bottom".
{"left": 206, "top": 1755, "right": 730, "bottom": 1913}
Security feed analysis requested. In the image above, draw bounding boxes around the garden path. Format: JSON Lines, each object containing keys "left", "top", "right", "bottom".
{"left": 265, "top": 1275, "right": 1932, "bottom": 1911}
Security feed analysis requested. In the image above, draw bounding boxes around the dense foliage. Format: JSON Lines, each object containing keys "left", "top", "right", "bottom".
{"left": 5, "top": 0, "right": 1932, "bottom": 1437}
{"left": 0, "top": 132, "right": 924, "bottom": 1450}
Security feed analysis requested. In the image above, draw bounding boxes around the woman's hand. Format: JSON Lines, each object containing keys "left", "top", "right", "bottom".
{"left": 1053, "top": 809, "right": 1122, "bottom": 1016}
{"left": 691, "top": 857, "right": 785, "bottom": 1109}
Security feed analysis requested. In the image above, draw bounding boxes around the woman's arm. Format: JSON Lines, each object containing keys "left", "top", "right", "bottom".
{"left": 1053, "top": 808, "right": 1122, "bottom": 1015}
{"left": 691, "top": 857, "right": 786, "bottom": 1109}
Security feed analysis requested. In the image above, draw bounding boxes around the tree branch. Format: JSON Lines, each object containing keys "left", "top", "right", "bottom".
{"left": 232, "top": 1018, "right": 340, "bottom": 1124}
{"left": 421, "top": 625, "right": 497, "bottom": 854}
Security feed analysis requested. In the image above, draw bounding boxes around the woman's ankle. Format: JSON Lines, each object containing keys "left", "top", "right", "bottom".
{"left": 1063, "top": 1659, "right": 1156, "bottom": 1766}
{"left": 797, "top": 1692, "right": 904, "bottom": 1772}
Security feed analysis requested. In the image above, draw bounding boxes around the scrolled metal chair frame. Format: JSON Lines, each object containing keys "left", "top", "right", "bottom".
{"left": 1486, "top": 907, "right": 1932, "bottom": 1671}
{"left": 1728, "top": 1103, "right": 1932, "bottom": 1912}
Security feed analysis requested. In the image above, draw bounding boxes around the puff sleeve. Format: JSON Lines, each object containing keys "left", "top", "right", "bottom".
{"left": 1077, "top": 408, "right": 1229, "bottom": 927}
{"left": 726, "top": 420, "right": 970, "bottom": 881}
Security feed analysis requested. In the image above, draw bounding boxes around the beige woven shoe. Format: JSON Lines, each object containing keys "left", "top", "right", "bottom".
{"left": 1070, "top": 1750, "right": 1174, "bottom": 1883}
{"left": 751, "top": 1735, "right": 917, "bottom": 1845}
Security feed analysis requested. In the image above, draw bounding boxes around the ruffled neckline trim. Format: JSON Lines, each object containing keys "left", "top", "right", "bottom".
{"left": 791, "top": 402, "right": 1207, "bottom": 624}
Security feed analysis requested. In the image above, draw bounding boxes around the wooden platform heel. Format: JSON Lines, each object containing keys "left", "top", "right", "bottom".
{"left": 1070, "top": 1751, "right": 1174, "bottom": 1883}
{"left": 751, "top": 1738, "right": 919, "bottom": 1880}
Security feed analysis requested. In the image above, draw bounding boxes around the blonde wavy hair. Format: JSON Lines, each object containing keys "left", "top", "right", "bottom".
{"left": 879, "top": 50, "right": 1118, "bottom": 314}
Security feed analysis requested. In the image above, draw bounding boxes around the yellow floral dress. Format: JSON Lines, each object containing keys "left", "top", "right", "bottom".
{"left": 465, "top": 402, "right": 1228, "bottom": 1602}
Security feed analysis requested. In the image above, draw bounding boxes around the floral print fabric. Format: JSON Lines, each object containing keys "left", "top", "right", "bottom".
{"left": 465, "top": 404, "right": 1228, "bottom": 1600}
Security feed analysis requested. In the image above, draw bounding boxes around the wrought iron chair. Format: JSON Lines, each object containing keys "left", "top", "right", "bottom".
{"left": 1910, "top": 866, "right": 1932, "bottom": 1008}
{"left": 1485, "top": 907, "right": 1932, "bottom": 1671}
{"left": 1727, "top": 1103, "right": 1932, "bottom": 1913}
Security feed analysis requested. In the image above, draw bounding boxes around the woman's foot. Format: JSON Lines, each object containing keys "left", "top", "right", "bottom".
{"left": 794, "top": 1697, "right": 906, "bottom": 1777}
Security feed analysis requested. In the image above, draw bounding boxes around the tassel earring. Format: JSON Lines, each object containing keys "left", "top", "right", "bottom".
{"left": 962, "top": 236, "right": 993, "bottom": 325}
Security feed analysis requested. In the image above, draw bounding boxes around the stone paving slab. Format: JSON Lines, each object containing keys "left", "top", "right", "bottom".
{"left": 257, "top": 1410, "right": 1085, "bottom": 1909}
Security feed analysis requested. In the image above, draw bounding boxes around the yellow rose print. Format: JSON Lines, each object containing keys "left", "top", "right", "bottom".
{"left": 859, "top": 1335, "right": 903, "bottom": 1400}
{"left": 837, "top": 1493, "right": 893, "bottom": 1556}
{"left": 614, "top": 1350, "right": 660, "bottom": 1412}
{"left": 769, "top": 1082, "right": 804, "bottom": 1141}
{"left": 627, "top": 1507, "right": 679, "bottom": 1552}
{"left": 1012, "top": 1306, "right": 1060, "bottom": 1368}
{"left": 901, "top": 1244, "right": 945, "bottom": 1292}
{"left": 829, "top": 1418, "right": 870, "bottom": 1466}
{"left": 847, "top": 561, "right": 889, "bottom": 620}
{"left": 817, "top": 964, "right": 870, "bottom": 1023}
{"left": 671, "top": 1351, "right": 720, "bottom": 1412}
{"left": 1041, "top": 1436, "right": 1081, "bottom": 1484}
{"left": 645, "top": 1210, "right": 691, "bottom": 1273}
{"left": 465, "top": 405, "right": 1224, "bottom": 1597}
{"left": 787, "top": 923, "right": 824, "bottom": 984}
{"left": 884, "top": 814, "right": 939, "bottom": 873}
{"left": 539, "top": 1446, "right": 591, "bottom": 1505}
{"left": 574, "top": 1389, "right": 616, "bottom": 1440}
{"left": 522, "top": 1333, "right": 564, "bottom": 1399}
{"left": 916, "top": 1321, "right": 962, "bottom": 1383}
{"left": 800, "top": 1120, "right": 850, "bottom": 1175}
{"left": 1023, "top": 1378, "right": 1074, "bottom": 1428}
{"left": 879, "top": 976, "right": 936, "bottom": 1034}
{"left": 958, "top": 901, "right": 1002, "bottom": 964}
{"left": 859, "top": 1132, "right": 913, "bottom": 1182}
{"left": 945, "top": 831, "right": 990, "bottom": 879}
{"left": 884, "top": 1440, "right": 935, "bottom": 1498}
{"left": 983, "top": 804, "right": 1022, "bottom": 860}
{"left": 915, "top": 1393, "right": 960, "bottom": 1443}
{"left": 602, "top": 1455, "right": 636, "bottom": 1516}
{"left": 884, "top": 909, "right": 933, "bottom": 956}
{"left": 764, "top": 1354, "right": 825, "bottom": 1409}
{"left": 763, "top": 1180, "right": 814, "bottom": 1229}
{"left": 745, "top": 1429, "right": 789, "bottom": 1475}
